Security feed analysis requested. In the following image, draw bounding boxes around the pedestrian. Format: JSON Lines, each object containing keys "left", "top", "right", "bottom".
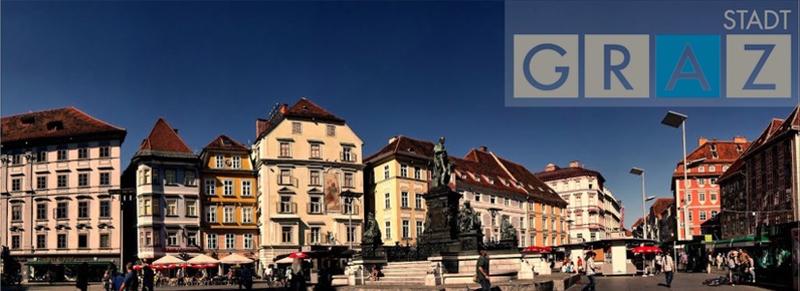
{"left": 745, "top": 253, "right": 755, "bottom": 283}
{"left": 240, "top": 265, "right": 253, "bottom": 290}
{"left": 103, "top": 266, "right": 114, "bottom": 291}
{"left": 655, "top": 254, "right": 663, "bottom": 275}
{"left": 716, "top": 253, "right": 723, "bottom": 270}
{"left": 112, "top": 269, "right": 126, "bottom": 291}
{"left": 581, "top": 252, "right": 597, "bottom": 291}
{"left": 290, "top": 258, "right": 306, "bottom": 291}
{"left": 577, "top": 256, "right": 584, "bottom": 273}
{"left": 662, "top": 252, "right": 674, "bottom": 288}
{"left": 707, "top": 253, "right": 713, "bottom": 274}
{"left": 120, "top": 263, "right": 138, "bottom": 291}
{"left": 727, "top": 252, "right": 738, "bottom": 286}
{"left": 475, "top": 249, "right": 491, "bottom": 291}
{"left": 76, "top": 262, "right": 89, "bottom": 291}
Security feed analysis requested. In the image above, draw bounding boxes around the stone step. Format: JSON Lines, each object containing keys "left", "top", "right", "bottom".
{"left": 366, "top": 278, "right": 426, "bottom": 285}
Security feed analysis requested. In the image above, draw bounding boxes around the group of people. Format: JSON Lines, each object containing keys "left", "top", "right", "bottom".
{"left": 559, "top": 256, "right": 584, "bottom": 274}
{"left": 99, "top": 263, "right": 150, "bottom": 291}
{"left": 708, "top": 249, "right": 756, "bottom": 285}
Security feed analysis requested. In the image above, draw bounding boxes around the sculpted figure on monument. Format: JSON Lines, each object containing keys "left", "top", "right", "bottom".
{"left": 458, "top": 201, "right": 481, "bottom": 232}
{"left": 362, "top": 212, "right": 382, "bottom": 245}
{"left": 500, "top": 217, "right": 518, "bottom": 243}
{"left": 431, "top": 137, "right": 452, "bottom": 189}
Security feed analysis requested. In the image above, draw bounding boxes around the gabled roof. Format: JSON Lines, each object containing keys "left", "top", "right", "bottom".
{"left": 255, "top": 98, "right": 345, "bottom": 141}
{"left": 631, "top": 218, "right": 644, "bottom": 228}
{"left": 1, "top": 107, "right": 126, "bottom": 146}
{"left": 672, "top": 138, "right": 750, "bottom": 177}
{"left": 203, "top": 135, "right": 248, "bottom": 152}
{"left": 650, "top": 198, "right": 674, "bottom": 219}
{"left": 534, "top": 163, "right": 605, "bottom": 184}
{"left": 138, "top": 118, "right": 193, "bottom": 154}
{"left": 364, "top": 135, "right": 434, "bottom": 164}
{"left": 719, "top": 109, "right": 797, "bottom": 182}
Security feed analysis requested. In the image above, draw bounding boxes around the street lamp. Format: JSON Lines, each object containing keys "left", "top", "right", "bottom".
{"left": 661, "top": 110, "right": 689, "bottom": 263}
{"left": 629, "top": 167, "right": 649, "bottom": 240}
{"left": 340, "top": 190, "right": 362, "bottom": 250}
{"left": 565, "top": 219, "right": 574, "bottom": 243}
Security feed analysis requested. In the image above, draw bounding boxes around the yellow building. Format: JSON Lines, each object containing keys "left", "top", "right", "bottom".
{"left": 200, "top": 135, "right": 259, "bottom": 267}
{"left": 365, "top": 136, "right": 568, "bottom": 247}
{"left": 252, "top": 98, "right": 364, "bottom": 267}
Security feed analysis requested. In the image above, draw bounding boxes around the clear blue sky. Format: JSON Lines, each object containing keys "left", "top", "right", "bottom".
{"left": 1, "top": 1, "right": 794, "bottom": 228}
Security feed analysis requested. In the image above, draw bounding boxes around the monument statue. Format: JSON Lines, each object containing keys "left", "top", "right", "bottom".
{"left": 458, "top": 201, "right": 482, "bottom": 232}
{"left": 362, "top": 212, "right": 383, "bottom": 245}
{"left": 431, "top": 137, "right": 452, "bottom": 189}
{"left": 500, "top": 217, "right": 518, "bottom": 243}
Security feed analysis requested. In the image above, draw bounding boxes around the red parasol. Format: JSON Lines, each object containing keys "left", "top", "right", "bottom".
{"left": 522, "top": 246, "right": 553, "bottom": 254}
{"left": 288, "top": 252, "right": 308, "bottom": 259}
{"left": 631, "top": 246, "right": 662, "bottom": 254}
{"left": 133, "top": 265, "right": 144, "bottom": 270}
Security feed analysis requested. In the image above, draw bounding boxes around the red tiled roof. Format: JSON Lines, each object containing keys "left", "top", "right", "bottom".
{"left": 650, "top": 198, "right": 674, "bottom": 219}
{"left": 719, "top": 110, "right": 796, "bottom": 181}
{"left": 138, "top": 118, "right": 193, "bottom": 154}
{"left": 255, "top": 98, "right": 345, "bottom": 140}
{"left": 203, "top": 135, "right": 248, "bottom": 152}
{"left": 672, "top": 139, "right": 750, "bottom": 177}
{"left": 364, "top": 135, "right": 434, "bottom": 163}
{"left": 1, "top": 107, "right": 126, "bottom": 145}
{"left": 534, "top": 164, "right": 605, "bottom": 184}
{"left": 631, "top": 218, "right": 644, "bottom": 228}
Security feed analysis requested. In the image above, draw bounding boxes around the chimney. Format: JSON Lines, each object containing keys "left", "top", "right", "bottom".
{"left": 479, "top": 146, "right": 488, "bottom": 152}
{"left": 698, "top": 137, "right": 708, "bottom": 146}
{"left": 733, "top": 136, "right": 747, "bottom": 144}
{"left": 279, "top": 104, "right": 288, "bottom": 114}
{"left": 256, "top": 119, "right": 268, "bottom": 137}
{"left": 569, "top": 160, "right": 582, "bottom": 168}
{"left": 388, "top": 136, "right": 398, "bottom": 144}
{"left": 173, "top": 128, "right": 179, "bottom": 134}
{"left": 544, "top": 163, "right": 557, "bottom": 172}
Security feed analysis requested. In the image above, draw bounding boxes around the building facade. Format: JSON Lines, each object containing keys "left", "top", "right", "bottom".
{"left": 719, "top": 107, "right": 799, "bottom": 239}
{"left": 252, "top": 98, "right": 364, "bottom": 267}
{"left": 632, "top": 198, "right": 675, "bottom": 243}
{"left": 671, "top": 137, "right": 749, "bottom": 241}
{"left": 199, "top": 135, "right": 259, "bottom": 267}
{"left": 1, "top": 107, "right": 126, "bottom": 281}
{"left": 535, "top": 161, "right": 624, "bottom": 243}
{"left": 365, "top": 136, "right": 569, "bottom": 247}
{"left": 125, "top": 118, "right": 202, "bottom": 260}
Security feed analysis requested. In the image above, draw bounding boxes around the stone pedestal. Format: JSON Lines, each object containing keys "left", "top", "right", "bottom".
{"left": 417, "top": 186, "right": 462, "bottom": 256}
{"left": 459, "top": 231, "right": 482, "bottom": 252}
{"left": 425, "top": 251, "right": 523, "bottom": 286}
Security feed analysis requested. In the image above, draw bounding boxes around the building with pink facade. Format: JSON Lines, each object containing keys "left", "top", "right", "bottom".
{"left": 1, "top": 107, "right": 126, "bottom": 282}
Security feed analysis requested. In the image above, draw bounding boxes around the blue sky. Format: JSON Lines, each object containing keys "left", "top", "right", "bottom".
{"left": 1, "top": 1, "right": 794, "bottom": 228}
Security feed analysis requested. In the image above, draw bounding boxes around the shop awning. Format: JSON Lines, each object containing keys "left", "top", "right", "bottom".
{"left": 712, "top": 235, "right": 771, "bottom": 248}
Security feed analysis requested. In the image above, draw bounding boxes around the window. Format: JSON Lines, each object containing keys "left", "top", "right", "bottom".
{"left": 342, "top": 147, "right": 353, "bottom": 162}
{"left": 475, "top": 193, "right": 481, "bottom": 202}
{"left": 244, "top": 234, "right": 253, "bottom": 249}
{"left": 77, "top": 173, "right": 89, "bottom": 187}
{"left": 99, "top": 146, "right": 110, "bottom": 158}
{"left": 224, "top": 206, "right": 235, "bottom": 223}
{"left": 698, "top": 165, "right": 705, "bottom": 173}
{"left": 416, "top": 221, "right": 424, "bottom": 237}
{"left": 78, "top": 147, "right": 88, "bottom": 159}
{"left": 280, "top": 196, "right": 294, "bottom": 213}
{"left": 242, "top": 207, "right": 253, "bottom": 223}
{"left": 688, "top": 211, "right": 693, "bottom": 221}
{"left": 232, "top": 156, "right": 241, "bottom": 169}
{"left": 344, "top": 173, "right": 354, "bottom": 188}
{"left": 207, "top": 206, "right": 217, "bottom": 223}
{"left": 699, "top": 192, "right": 706, "bottom": 202}
{"left": 385, "top": 221, "right": 392, "bottom": 239}
{"left": 11, "top": 205, "right": 22, "bottom": 221}
{"left": 142, "top": 232, "right": 152, "bottom": 247}
{"left": 282, "top": 226, "right": 293, "bottom": 243}
{"left": 709, "top": 165, "right": 716, "bottom": 172}
{"left": 686, "top": 193, "right": 692, "bottom": 203}
{"left": 309, "top": 196, "right": 322, "bottom": 214}
{"left": 216, "top": 155, "right": 225, "bottom": 168}
{"left": 383, "top": 165, "right": 390, "bottom": 180}
{"left": 223, "top": 180, "right": 233, "bottom": 196}
{"left": 187, "top": 232, "right": 197, "bottom": 247}
{"left": 37, "top": 203, "right": 47, "bottom": 220}
{"left": 36, "top": 150, "right": 47, "bottom": 162}
{"left": 56, "top": 201, "right": 68, "bottom": 219}
{"left": 57, "top": 149, "right": 67, "bottom": 161}
{"left": 37, "top": 234, "right": 46, "bottom": 249}
{"left": 344, "top": 198, "right": 354, "bottom": 214}
{"left": 310, "top": 144, "right": 321, "bottom": 159}
{"left": 504, "top": 197, "right": 510, "bottom": 206}
{"left": 400, "top": 165, "right": 408, "bottom": 177}
{"left": 226, "top": 234, "right": 235, "bottom": 249}
{"left": 186, "top": 200, "right": 197, "bottom": 217}
{"left": 698, "top": 178, "right": 705, "bottom": 185}
{"left": 11, "top": 235, "right": 20, "bottom": 249}
{"left": 310, "top": 227, "right": 321, "bottom": 244}
{"left": 205, "top": 179, "right": 216, "bottom": 195}
{"left": 292, "top": 122, "right": 302, "bottom": 134}
{"left": 710, "top": 192, "right": 718, "bottom": 201}
{"left": 165, "top": 169, "right": 176, "bottom": 184}
{"left": 711, "top": 210, "right": 718, "bottom": 217}
{"left": 710, "top": 178, "right": 717, "bottom": 185}
{"left": 279, "top": 169, "right": 292, "bottom": 185}
{"left": 100, "top": 233, "right": 110, "bottom": 248}
{"left": 414, "top": 167, "right": 421, "bottom": 180}
{"left": 402, "top": 220, "right": 410, "bottom": 239}
{"left": 326, "top": 124, "right": 336, "bottom": 137}
{"left": 415, "top": 194, "right": 423, "bottom": 209}
{"left": 166, "top": 199, "right": 178, "bottom": 216}
{"left": 57, "top": 234, "right": 67, "bottom": 249}
{"left": 347, "top": 226, "right": 356, "bottom": 243}
{"left": 100, "top": 172, "right": 110, "bottom": 186}
{"left": 384, "top": 193, "right": 391, "bottom": 209}
{"left": 12, "top": 178, "right": 21, "bottom": 191}
{"left": 401, "top": 192, "right": 409, "bottom": 208}
{"left": 279, "top": 142, "right": 291, "bottom": 157}
{"left": 490, "top": 195, "right": 497, "bottom": 204}
{"left": 310, "top": 170, "right": 321, "bottom": 186}
{"left": 78, "top": 201, "right": 90, "bottom": 218}
{"left": 78, "top": 234, "right": 88, "bottom": 248}
{"left": 37, "top": 176, "right": 47, "bottom": 189}
{"left": 590, "top": 232, "right": 596, "bottom": 241}
{"left": 167, "top": 232, "right": 178, "bottom": 246}
{"left": 100, "top": 200, "right": 111, "bottom": 217}
{"left": 241, "top": 180, "right": 252, "bottom": 196}
{"left": 141, "top": 199, "right": 152, "bottom": 216}
{"left": 207, "top": 234, "right": 217, "bottom": 249}
{"left": 699, "top": 211, "right": 707, "bottom": 221}
{"left": 11, "top": 154, "right": 21, "bottom": 165}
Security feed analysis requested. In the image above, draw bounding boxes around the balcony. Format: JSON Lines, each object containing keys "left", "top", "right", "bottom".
{"left": 276, "top": 202, "right": 297, "bottom": 214}
{"left": 587, "top": 206, "right": 600, "bottom": 214}
{"left": 277, "top": 176, "right": 298, "bottom": 187}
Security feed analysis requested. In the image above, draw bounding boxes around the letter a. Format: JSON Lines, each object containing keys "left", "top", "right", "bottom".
{"left": 666, "top": 45, "right": 710, "bottom": 91}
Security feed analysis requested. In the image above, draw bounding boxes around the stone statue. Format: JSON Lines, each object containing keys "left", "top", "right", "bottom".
{"left": 362, "top": 212, "right": 382, "bottom": 245}
{"left": 431, "top": 137, "right": 452, "bottom": 189}
{"left": 500, "top": 217, "right": 518, "bottom": 243}
{"left": 458, "top": 201, "right": 481, "bottom": 232}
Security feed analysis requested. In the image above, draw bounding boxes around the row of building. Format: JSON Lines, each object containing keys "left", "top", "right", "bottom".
{"left": 633, "top": 106, "right": 800, "bottom": 247}
{"left": 1, "top": 98, "right": 624, "bottom": 281}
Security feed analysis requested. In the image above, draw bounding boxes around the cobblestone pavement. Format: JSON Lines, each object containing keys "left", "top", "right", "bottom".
{"left": 567, "top": 271, "right": 773, "bottom": 291}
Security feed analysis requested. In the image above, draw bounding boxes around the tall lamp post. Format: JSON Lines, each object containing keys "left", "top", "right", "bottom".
{"left": 661, "top": 110, "right": 690, "bottom": 263}
{"left": 340, "top": 190, "right": 362, "bottom": 250}
{"left": 629, "top": 167, "right": 649, "bottom": 240}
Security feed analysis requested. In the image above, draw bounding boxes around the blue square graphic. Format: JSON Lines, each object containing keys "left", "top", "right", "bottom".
{"left": 655, "top": 35, "right": 720, "bottom": 99}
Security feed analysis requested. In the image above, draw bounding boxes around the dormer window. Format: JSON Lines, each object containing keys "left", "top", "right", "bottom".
{"left": 21, "top": 116, "right": 35, "bottom": 125}
{"left": 47, "top": 121, "right": 63, "bottom": 131}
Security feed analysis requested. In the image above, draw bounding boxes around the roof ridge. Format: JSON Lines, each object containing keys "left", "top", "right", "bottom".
{"left": 68, "top": 106, "right": 126, "bottom": 131}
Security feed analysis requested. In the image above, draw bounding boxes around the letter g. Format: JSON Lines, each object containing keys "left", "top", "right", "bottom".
{"left": 523, "top": 43, "right": 569, "bottom": 91}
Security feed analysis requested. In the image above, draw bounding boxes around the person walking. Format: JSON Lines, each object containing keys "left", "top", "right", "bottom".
{"left": 142, "top": 261, "right": 154, "bottom": 291}
{"left": 707, "top": 253, "right": 713, "bottom": 274}
{"left": 716, "top": 253, "right": 723, "bottom": 270}
{"left": 582, "top": 252, "right": 597, "bottom": 291}
{"left": 290, "top": 258, "right": 306, "bottom": 291}
{"left": 120, "top": 263, "right": 138, "bottom": 291}
{"left": 655, "top": 254, "right": 663, "bottom": 275}
{"left": 662, "top": 253, "right": 674, "bottom": 288}
{"left": 476, "top": 249, "right": 491, "bottom": 291}
{"left": 745, "top": 253, "right": 755, "bottom": 283}
{"left": 727, "top": 252, "right": 738, "bottom": 286}
{"left": 76, "top": 262, "right": 89, "bottom": 291}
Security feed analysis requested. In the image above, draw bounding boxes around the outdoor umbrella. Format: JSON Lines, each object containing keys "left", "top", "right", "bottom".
{"left": 219, "top": 253, "right": 254, "bottom": 265}
{"left": 288, "top": 252, "right": 309, "bottom": 259}
{"left": 151, "top": 254, "right": 187, "bottom": 266}
{"left": 632, "top": 246, "right": 662, "bottom": 254}
{"left": 522, "top": 246, "right": 553, "bottom": 254}
{"left": 187, "top": 254, "right": 219, "bottom": 265}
